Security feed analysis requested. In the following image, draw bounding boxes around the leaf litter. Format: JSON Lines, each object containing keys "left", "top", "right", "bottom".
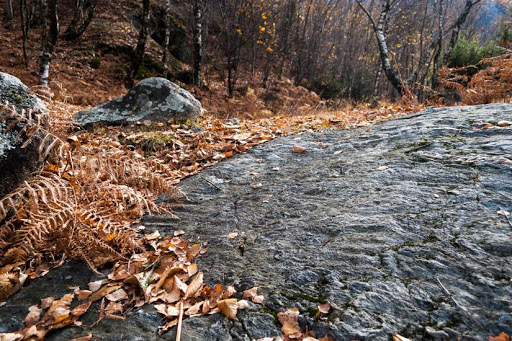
{"left": 0, "top": 232, "right": 267, "bottom": 340}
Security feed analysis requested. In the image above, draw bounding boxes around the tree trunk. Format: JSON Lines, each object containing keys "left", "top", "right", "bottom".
{"left": 62, "top": 0, "right": 97, "bottom": 41}
{"left": 192, "top": 0, "right": 203, "bottom": 87}
{"left": 431, "top": 0, "right": 444, "bottom": 89}
{"left": 356, "top": 0, "right": 404, "bottom": 96}
{"left": 442, "top": 0, "right": 482, "bottom": 65}
{"left": 162, "top": 0, "right": 170, "bottom": 78}
{"left": 5, "top": 0, "right": 13, "bottom": 20}
{"left": 20, "top": 0, "right": 29, "bottom": 66}
{"left": 128, "top": 0, "right": 150, "bottom": 88}
{"left": 38, "top": 0, "right": 58, "bottom": 87}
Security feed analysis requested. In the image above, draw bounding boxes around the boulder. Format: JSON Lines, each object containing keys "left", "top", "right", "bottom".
{"left": 0, "top": 73, "right": 48, "bottom": 199}
{"left": 73, "top": 78, "right": 202, "bottom": 127}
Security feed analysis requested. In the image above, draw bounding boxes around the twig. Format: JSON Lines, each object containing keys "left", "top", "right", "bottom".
{"left": 436, "top": 277, "right": 483, "bottom": 328}
{"left": 199, "top": 176, "right": 223, "bottom": 191}
{"left": 176, "top": 300, "right": 184, "bottom": 341}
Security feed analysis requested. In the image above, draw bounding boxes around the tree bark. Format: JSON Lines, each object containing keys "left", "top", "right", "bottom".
{"left": 5, "top": 0, "right": 13, "bottom": 20}
{"left": 161, "top": 0, "right": 171, "bottom": 78}
{"left": 38, "top": 0, "right": 58, "bottom": 87}
{"left": 62, "top": 0, "right": 97, "bottom": 41}
{"left": 192, "top": 0, "right": 203, "bottom": 87}
{"left": 128, "top": 0, "right": 150, "bottom": 88}
{"left": 356, "top": 0, "right": 404, "bottom": 96}
{"left": 431, "top": 0, "right": 444, "bottom": 89}
{"left": 20, "top": 0, "right": 29, "bottom": 66}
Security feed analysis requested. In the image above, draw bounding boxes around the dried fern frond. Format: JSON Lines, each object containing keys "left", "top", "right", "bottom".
{"left": 0, "top": 103, "right": 67, "bottom": 163}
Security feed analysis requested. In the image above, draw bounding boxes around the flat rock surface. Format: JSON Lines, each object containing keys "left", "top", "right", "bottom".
{"left": 1, "top": 104, "right": 512, "bottom": 340}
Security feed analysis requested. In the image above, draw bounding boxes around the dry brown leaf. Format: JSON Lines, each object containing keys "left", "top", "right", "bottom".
{"left": 75, "top": 290, "right": 92, "bottom": 300}
{"left": 105, "top": 288, "right": 128, "bottom": 302}
{"left": 185, "top": 301, "right": 203, "bottom": 315}
{"left": 187, "top": 263, "right": 198, "bottom": 277}
{"left": 88, "top": 284, "right": 122, "bottom": 302}
{"left": 87, "top": 280, "right": 103, "bottom": 293}
{"left": 252, "top": 295, "right": 264, "bottom": 304}
{"left": 227, "top": 232, "right": 239, "bottom": 239}
{"left": 70, "top": 333, "right": 92, "bottom": 341}
{"left": 41, "top": 297, "right": 54, "bottom": 310}
{"left": 24, "top": 305, "right": 42, "bottom": 327}
{"left": 71, "top": 302, "right": 92, "bottom": 317}
{"left": 223, "top": 285, "right": 236, "bottom": 299}
{"left": 158, "top": 318, "right": 178, "bottom": 335}
{"left": 184, "top": 272, "right": 203, "bottom": 298}
{"left": 243, "top": 287, "right": 258, "bottom": 299}
{"left": 498, "top": 121, "right": 512, "bottom": 127}
{"left": 237, "top": 300, "right": 250, "bottom": 310}
{"left": 218, "top": 298, "right": 238, "bottom": 320}
{"left": 318, "top": 336, "right": 333, "bottom": 341}
{"left": 318, "top": 302, "right": 331, "bottom": 314}
{"left": 173, "top": 230, "right": 185, "bottom": 236}
{"left": 292, "top": 145, "right": 307, "bottom": 153}
{"left": 488, "top": 332, "right": 511, "bottom": 341}
{"left": 393, "top": 335, "right": 413, "bottom": 341}
{"left": 251, "top": 183, "right": 263, "bottom": 189}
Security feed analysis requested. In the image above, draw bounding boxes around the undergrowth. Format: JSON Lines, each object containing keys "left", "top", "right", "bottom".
{"left": 0, "top": 103, "right": 181, "bottom": 276}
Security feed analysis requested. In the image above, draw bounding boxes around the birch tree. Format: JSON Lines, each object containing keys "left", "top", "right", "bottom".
{"left": 38, "top": 0, "right": 59, "bottom": 87}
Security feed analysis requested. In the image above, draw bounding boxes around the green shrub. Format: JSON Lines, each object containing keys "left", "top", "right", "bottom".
{"left": 90, "top": 55, "right": 101, "bottom": 69}
{"left": 448, "top": 37, "right": 499, "bottom": 68}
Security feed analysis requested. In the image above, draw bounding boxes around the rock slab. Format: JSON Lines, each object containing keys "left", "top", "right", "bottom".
{"left": 1, "top": 104, "right": 512, "bottom": 340}
{"left": 0, "top": 73, "right": 48, "bottom": 198}
{"left": 73, "top": 77, "right": 203, "bottom": 127}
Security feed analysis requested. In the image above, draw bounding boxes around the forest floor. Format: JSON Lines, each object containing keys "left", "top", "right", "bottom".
{"left": 6, "top": 3, "right": 511, "bottom": 341}
{"left": 1, "top": 103, "right": 511, "bottom": 341}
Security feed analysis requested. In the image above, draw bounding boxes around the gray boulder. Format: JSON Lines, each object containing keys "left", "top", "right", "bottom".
{"left": 73, "top": 78, "right": 202, "bottom": 127}
{"left": 0, "top": 73, "right": 48, "bottom": 198}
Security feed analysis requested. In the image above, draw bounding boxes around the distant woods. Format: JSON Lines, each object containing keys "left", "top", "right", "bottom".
{"left": 2, "top": 0, "right": 511, "bottom": 103}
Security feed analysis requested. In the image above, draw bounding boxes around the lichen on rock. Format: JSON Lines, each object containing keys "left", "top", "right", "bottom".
{"left": 73, "top": 77, "right": 203, "bottom": 127}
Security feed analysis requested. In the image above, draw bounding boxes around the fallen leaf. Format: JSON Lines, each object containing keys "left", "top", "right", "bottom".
{"left": 71, "top": 302, "right": 92, "bottom": 317}
{"left": 333, "top": 150, "right": 343, "bottom": 155}
{"left": 24, "top": 305, "right": 42, "bottom": 327}
{"left": 243, "top": 287, "right": 258, "bottom": 299}
{"left": 225, "top": 151, "right": 234, "bottom": 158}
{"left": 393, "top": 335, "right": 413, "bottom": 341}
{"left": 173, "top": 230, "right": 185, "bottom": 236}
{"left": 318, "top": 302, "right": 331, "bottom": 314}
{"left": 185, "top": 301, "right": 203, "bottom": 315}
{"left": 376, "top": 165, "right": 389, "bottom": 171}
{"left": 218, "top": 298, "right": 238, "bottom": 320}
{"left": 223, "top": 285, "right": 236, "bottom": 299}
{"left": 227, "top": 232, "right": 239, "bottom": 239}
{"left": 70, "top": 333, "right": 92, "bottom": 341}
{"left": 498, "top": 121, "right": 512, "bottom": 127}
{"left": 237, "top": 300, "right": 250, "bottom": 310}
{"left": 105, "top": 288, "right": 128, "bottom": 302}
{"left": 88, "top": 280, "right": 103, "bottom": 293}
{"left": 41, "top": 297, "right": 54, "bottom": 310}
{"left": 88, "top": 284, "right": 122, "bottom": 302}
{"left": 488, "top": 332, "right": 511, "bottom": 341}
{"left": 252, "top": 295, "right": 264, "bottom": 304}
{"left": 187, "top": 263, "right": 198, "bottom": 277}
{"left": 292, "top": 145, "right": 307, "bottom": 153}
{"left": 76, "top": 290, "right": 92, "bottom": 300}
{"left": 184, "top": 272, "right": 203, "bottom": 298}
{"left": 252, "top": 183, "right": 263, "bottom": 189}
